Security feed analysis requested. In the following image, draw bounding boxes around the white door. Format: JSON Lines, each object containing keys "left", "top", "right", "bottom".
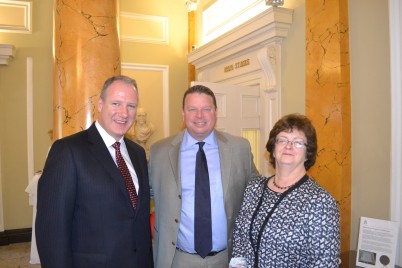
{"left": 191, "top": 81, "right": 264, "bottom": 174}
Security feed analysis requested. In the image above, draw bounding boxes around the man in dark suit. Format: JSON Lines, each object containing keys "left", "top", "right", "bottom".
{"left": 149, "top": 85, "right": 259, "bottom": 268}
{"left": 36, "top": 75, "right": 153, "bottom": 268}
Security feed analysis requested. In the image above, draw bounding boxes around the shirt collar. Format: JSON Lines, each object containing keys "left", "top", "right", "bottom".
{"left": 182, "top": 129, "right": 217, "bottom": 150}
{"left": 95, "top": 121, "right": 124, "bottom": 147}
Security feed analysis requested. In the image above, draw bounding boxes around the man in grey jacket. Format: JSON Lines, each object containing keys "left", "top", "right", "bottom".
{"left": 149, "top": 84, "right": 259, "bottom": 268}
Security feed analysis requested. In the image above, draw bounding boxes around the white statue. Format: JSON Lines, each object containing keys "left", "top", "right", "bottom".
{"left": 132, "top": 108, "right": 155, "bottom": 160}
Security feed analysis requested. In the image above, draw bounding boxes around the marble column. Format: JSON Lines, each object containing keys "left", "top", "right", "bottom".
{"left": 188, "top": 10, "right": 196, "bottom": 85}
{"left": 53, "top": 0, "right": 121, "bottom": 139}
{"left": 305, "top": 0, "right": 351, "bottom": 262}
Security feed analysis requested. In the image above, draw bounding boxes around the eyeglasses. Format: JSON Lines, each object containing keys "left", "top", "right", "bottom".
{"left": 275, "top": 137, "right": 307, "bottom": 148}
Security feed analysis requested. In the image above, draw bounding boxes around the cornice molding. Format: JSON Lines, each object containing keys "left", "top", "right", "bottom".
{"left": 188, "top": 7, "right": 292, "bottom": 70}
{"left": 0, "top": 44, "right": 15, "bottom": 65}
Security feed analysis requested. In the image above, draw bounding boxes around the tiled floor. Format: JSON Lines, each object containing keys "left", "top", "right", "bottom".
{"left": 0, "top": 242, "right": 41, "bottom": 268}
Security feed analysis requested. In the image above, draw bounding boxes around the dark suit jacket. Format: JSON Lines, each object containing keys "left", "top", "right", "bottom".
{"left": 36, "top": 123, "right": 153, "bottom": 268}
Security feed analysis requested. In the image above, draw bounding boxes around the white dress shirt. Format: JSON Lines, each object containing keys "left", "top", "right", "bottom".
{"left": 95, "top": 121, "right": 139, "bottom": 193}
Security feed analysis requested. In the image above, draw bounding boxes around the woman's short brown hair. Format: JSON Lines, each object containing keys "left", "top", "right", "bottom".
{"left": 266, "top": 113, "right": 317, "bottom": 170}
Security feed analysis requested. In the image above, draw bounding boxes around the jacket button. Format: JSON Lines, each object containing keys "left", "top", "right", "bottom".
{"left": 174, "top": 218, "right": 178, "bottom": 223}
{"left": 171, "top": 241, "right": 176, "bottom": 246}
{"left": 178, "top": 194, "right": 182, "bottom": 199}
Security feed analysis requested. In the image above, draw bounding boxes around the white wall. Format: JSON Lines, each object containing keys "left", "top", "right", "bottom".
{"left": 349, "top": 0, "right": 392, "bottom": 253}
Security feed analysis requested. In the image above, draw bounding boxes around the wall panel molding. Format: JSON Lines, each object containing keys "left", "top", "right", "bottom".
{"left": 121, "top": 63, "right": 170, "bottom": 137}
{"left": 0, "top": 0, "right": 32, "bottom": 33}
{"left": 120, "top": 12, "right": 168, "bottom": 45}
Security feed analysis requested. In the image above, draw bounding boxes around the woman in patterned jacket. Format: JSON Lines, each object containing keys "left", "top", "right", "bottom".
{"left": 231, "top": 113, "right": 340, "bottom": 268}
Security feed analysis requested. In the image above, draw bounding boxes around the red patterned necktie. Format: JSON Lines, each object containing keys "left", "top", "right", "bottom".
{"left": 112, "top": 142, "right": 138, "bottom": 209}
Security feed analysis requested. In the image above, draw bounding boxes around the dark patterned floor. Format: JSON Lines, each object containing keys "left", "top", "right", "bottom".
{"left": 0, "top": 243, "right": 41, "bottom": 268}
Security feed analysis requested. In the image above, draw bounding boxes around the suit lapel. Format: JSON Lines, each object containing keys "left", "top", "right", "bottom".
{"left": 216, "top": 131, "right": 232, "bottom": 202}
{"left": 168, "top": 132, "right": 184, "bottom": 192}
{"left": 87, "top": 124, "right": 135, "bottom": 213}
{"left": 125, "top": 138, "right": 144, "bottom": 214}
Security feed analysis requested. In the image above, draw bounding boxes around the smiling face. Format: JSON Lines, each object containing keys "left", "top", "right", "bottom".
{"left": 273, "top": 129, "right": 308, "bottom": 171}
{"left": 182, "top": 93, "right": 217, "bottom": 141}
{"left": 97, "top": 80, "right": 138, "bottom": 140}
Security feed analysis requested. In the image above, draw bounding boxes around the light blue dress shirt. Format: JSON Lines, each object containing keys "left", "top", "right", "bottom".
{"left": 176, "top": 130, "right": 227, "bottom": 253}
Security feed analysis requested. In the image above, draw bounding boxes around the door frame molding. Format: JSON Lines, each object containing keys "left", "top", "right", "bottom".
{"left": 389, "top": 0, "right": 402, "bottom": 265}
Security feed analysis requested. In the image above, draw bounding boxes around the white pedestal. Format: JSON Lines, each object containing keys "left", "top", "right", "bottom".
{"left": 25, "top": 173, "right": 41, "bottom": 264}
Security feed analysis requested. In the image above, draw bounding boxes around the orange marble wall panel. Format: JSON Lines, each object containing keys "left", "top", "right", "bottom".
{"left": 53, "top": 0, "right": 121, "bottom": 139}
{"left": 306, "top": 0, "right": 351, "bottom": 262}
{"left": 188, "top": 11, "right": 196, "bottom": 85}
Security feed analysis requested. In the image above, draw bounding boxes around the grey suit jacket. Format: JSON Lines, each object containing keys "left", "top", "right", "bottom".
{"left": 149, "top": 130, "right": 259, "bottom": 268}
